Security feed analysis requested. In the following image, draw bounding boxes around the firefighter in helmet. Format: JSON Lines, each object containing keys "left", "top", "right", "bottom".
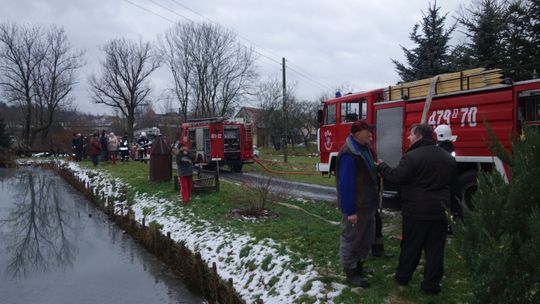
{"left": 434, "top": 124, "right": 457, "bottom": 156}
{"left": 119, "top": 133, "right": 130, "bottom": 162}
{"left": 137, "top": 131, "right": 150, "bottom": 160}
{"left": 434, "top": 124, "right": 463, "bottom": 228}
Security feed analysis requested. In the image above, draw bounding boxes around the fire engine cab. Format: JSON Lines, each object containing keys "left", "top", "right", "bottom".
{"left": 181, "top": 117, "right": 254, "bottom": 171}
{"left": 316, "top": 68, "right": 540, "bottom": 204}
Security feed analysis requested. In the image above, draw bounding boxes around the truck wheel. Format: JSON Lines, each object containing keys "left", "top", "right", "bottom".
{"left": 459, "top": 170, "right": 478, "bottom": 210}
{"left": 232, "top": 163, "right": 243, "bottom": 172}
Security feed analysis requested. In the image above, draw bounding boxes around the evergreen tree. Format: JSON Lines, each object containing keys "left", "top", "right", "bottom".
{"left": 457, "top": 0, "right": 507, "bottom": 69}
{"left": 529, "top": 0, "right": 540, "bottom": 76}
{"left": 392, "top": 2, "right": 456, "bottom": 82}
{"left": 457, "top": 125, "right": 540, "bottom": 303}
{"left": 447, "top": 43, "right": 474, "bottom": 71}
{"left": 0, "top": 118, "right": 11, "bottom": 149}
{"left": 502, "top": 1, "right": 536, "bottom": 80}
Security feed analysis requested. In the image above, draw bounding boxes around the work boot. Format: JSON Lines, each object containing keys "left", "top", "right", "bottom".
{"left": 372, "top": 244, "right": 394, "bottom": 258}
{"left": 356, "top": 260, "right": 374, "bottom": 276}
{"left": 344, "top": 268, "right": 370, "bottom": 288}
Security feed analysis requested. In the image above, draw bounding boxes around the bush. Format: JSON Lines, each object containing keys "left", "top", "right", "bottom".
{"left": 458, "top": 126, "right": 540, "bottom": 303}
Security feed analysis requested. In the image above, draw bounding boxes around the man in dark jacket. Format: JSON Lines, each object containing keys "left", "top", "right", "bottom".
{"left": 89, "top": 133, "right": 102, "bottom": 166}
{"left": 100, "top": 130, "right": 108, "bottom": 161}
{"left": 375, "top": 123, "right": 457, "bottom": 294}
{"left": 336, "top": 120, "right": 378, "bottom": 288}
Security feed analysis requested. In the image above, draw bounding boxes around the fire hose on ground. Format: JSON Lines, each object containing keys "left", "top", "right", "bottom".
{"left": 253, "top": 158, "right": 321, "bottom": 176}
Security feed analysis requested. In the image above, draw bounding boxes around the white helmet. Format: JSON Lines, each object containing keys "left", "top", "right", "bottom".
{"left": 141, "top": 132, "right": 146, "bottom": 137}
{"left": 434, "top": 124, "right": 457, "bottom": 142}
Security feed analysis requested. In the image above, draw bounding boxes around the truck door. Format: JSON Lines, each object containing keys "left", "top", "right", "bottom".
{"left": 321, "top": 103, "right": 337, "bottom": 153}
{"left": 375, "top": 105, "right": 404, "bottom": 167}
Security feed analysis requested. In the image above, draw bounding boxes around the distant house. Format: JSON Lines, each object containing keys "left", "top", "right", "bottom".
{"left": 234, "top": 106, "right": 268, "bottom": 147}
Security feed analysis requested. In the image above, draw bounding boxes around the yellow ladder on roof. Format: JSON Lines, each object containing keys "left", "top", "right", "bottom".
{"left": 383, "top": 68, "right": 504, "bottom": 102}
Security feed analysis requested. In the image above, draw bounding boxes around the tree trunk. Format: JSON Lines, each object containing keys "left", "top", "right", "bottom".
{"left": 127, "top": 112, "right": 135, "bottom": 143}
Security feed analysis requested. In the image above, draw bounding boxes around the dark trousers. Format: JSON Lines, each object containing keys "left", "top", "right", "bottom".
{"left": 396, "top": 215, "right": 447, "bottom": 292}
{"left": 91, "top": 154, "right": 99, "bottom": 166}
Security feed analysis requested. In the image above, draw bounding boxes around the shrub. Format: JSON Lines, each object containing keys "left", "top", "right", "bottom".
{"left": 458, "top": 126, "right": 540, "bottom": 303}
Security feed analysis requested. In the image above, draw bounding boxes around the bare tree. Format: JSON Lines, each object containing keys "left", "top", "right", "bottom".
{"left": 31, "top": 26, "right": 84, "bottom": 145}
{"left": 159, "top": 24, "right": 193, "bottom": 122}
{"left": 281, "top": 95, "right": 319, "bottom": 151}
{"left": 159, "top": 22, "right": 257, "bottom": 119}
{"left": 256, "top": 78, "right": 298, "bottom": 149}
{"left": 89, "top": 38, "right": 160, "bottom": 142}
{"left": 0, "top": 23, "right": 44, "bottom": 147}
{"left": 0, "top": 23, "right": 83, "bottom": 148}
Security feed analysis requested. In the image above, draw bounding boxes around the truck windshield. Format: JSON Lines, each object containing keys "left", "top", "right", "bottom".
{"left": 339, "top": 99, "right": 367, "bottom": 123}
{"left": 341, "top": 102, "right": 359, "bottom": 122}
{"left": 325, "top": 104, "right": 336, "bottom": 125}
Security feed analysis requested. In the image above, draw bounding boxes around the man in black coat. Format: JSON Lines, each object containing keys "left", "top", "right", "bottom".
{"left": 375, "top": 123, "right": 457, "bottom": 294}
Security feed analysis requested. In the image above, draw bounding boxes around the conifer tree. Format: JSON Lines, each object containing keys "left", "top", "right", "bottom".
{"left": 502, "top": 1, "right": 536, "bottom": 80}
{"left": 457, "top": 0, "right": 507, "bottom": 69}
{"left": 392, "top": 2, "right": 455, "bottom": 82}
{"left": 458, "top": 125, "right": 540, "bottom": 303}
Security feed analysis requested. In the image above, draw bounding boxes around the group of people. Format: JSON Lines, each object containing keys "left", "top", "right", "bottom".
{"left": 337, "top": 120, "right": 459, "bottom": 295}
{"left": 75, "top": 131, "right": 130, "bottom": 166}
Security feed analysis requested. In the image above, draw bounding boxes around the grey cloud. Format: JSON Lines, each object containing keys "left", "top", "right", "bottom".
{"left": 1, "top": 0, "right": 465, "bottom": 113}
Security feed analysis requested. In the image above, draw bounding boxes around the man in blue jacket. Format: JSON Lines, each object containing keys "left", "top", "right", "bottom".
{"left": 336, "top": 120, "right": 378, "bottom": 288}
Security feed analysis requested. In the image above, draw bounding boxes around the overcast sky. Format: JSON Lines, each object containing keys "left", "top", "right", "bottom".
{"left": 1, "top": 0, "right": 467, "bottom": 114}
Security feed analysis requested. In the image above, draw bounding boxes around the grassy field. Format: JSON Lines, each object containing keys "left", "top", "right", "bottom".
{"left": 78, "top": 159, "right": 473, "bottom": 303}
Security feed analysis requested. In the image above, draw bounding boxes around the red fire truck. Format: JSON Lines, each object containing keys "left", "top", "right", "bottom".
{"left": 316, "top": 68, "right": 540, "bottom": 204}
{"left": 181, "top": 117, "right": 254, "bottom": 171}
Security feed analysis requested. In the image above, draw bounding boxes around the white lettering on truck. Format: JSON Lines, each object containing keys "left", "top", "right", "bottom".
{"left": 428, "top": 106, "right": 478, "bottom": 127}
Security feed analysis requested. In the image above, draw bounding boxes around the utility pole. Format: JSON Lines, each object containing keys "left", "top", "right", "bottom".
{"left": 282, "top": 57, "right": 288, "bottom": 163}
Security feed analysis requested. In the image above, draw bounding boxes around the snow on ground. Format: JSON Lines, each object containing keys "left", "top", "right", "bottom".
{"left": 19, "top": 159, "right": 347, "bottom": 303}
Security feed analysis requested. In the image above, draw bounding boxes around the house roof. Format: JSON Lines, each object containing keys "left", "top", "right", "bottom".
{"left": 235, "top": 106, "right": 263, "bottom": 123}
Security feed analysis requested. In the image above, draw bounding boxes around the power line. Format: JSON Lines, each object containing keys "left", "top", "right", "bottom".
{"left": 287, "top": 65, "right": 333, "bottom": 90}
{"left": 148, "top": 0, "right": 284, "bottom": 67}
{"left": 123, "top": 0, "right": 332, "bottom": 91}
{"left": 123, "top": 0, "right": 175, "bottom": 23}
{"left": 166, "top": 0, "right": 333, "bottom": 90}
{"left": 146, "top": 0, "right": 191, "bottom": 22}
{"left": 153, "top": 0, "right": 332, "bottom": 90}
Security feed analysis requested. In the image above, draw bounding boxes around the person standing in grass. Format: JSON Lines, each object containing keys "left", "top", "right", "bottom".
{"left": 107, "top": 132, "right": 119, "bottom": 165}
{"left": 100, "top": 130, "right": 109, "bottom": 161}
{"left": 89, "top": 133, "right": 101, "bottom": 166}
{"left": 336, "top": 120, "right": 378, "bottom": 288}
{"left": 375, "top": 123, "right": 457, "bottom": 295}
{"left": 176, "top": 145, "right": 194, "bottom": 204}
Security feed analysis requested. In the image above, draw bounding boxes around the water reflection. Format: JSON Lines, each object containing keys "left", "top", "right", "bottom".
{"left": 0, "top": 168, "right": 202, "bottom": 304}
{"left": 0, "top": 169, "right": 77, "bottom": 277}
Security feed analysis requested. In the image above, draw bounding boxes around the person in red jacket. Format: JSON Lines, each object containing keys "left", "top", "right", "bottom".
{"left": 89, "top": 133, "right": 102, "bottom": 166}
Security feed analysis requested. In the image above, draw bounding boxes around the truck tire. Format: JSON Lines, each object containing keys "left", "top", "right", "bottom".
{"left": 459, "top": 170, "right": 478, "bottom": 210}
{"left": 232, "top": 163, "right": 243, "bottom": 172}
